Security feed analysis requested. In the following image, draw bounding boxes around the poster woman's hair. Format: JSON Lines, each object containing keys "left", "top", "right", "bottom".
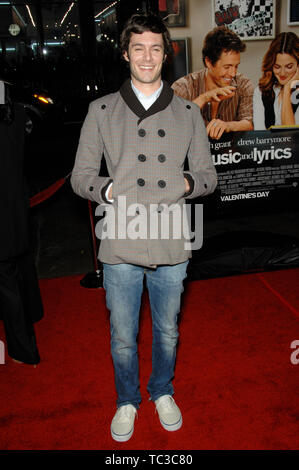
{"left": 259, "top": 32, "right": 299, "bottom": 96}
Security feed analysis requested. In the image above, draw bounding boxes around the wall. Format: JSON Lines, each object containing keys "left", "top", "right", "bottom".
{"left": 169, "top": 0, "right": 299, "bottom": 88}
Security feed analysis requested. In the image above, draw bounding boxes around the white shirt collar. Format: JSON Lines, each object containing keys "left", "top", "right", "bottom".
{"left": 131, "top": 81, "right": 163, "bottom": 110}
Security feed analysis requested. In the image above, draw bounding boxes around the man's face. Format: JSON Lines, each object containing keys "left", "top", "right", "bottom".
{"left": 206, "top": 50, "right": 240, "bottom": 87}
{"left": 123, "top": 31, "right": 166, "bottom": 89}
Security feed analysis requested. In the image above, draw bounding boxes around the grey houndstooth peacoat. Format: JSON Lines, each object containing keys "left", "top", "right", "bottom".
{"left": 71, "top": 79, "right": 217, "bottom": 267}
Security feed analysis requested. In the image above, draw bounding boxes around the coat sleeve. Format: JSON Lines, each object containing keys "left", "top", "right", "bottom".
{"left": 235, "top": 76, "right": 254, "bottom": 123}
{"left": 183, "top": 108, "right": 217, "bottom": 199}
{"left": 71, "top": 101, "right": 112, "bottom": 204}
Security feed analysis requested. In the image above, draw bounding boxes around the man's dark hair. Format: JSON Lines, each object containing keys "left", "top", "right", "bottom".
{"left": 202, "top": 26, "right": 246, "bottom": 66}
{"left": 120, "top": 13, "right": 173, "bottom": 57}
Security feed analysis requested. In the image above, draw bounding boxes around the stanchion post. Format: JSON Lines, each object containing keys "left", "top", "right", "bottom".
{"left": 80, "top": 200, "right": 103, "bottom": 288}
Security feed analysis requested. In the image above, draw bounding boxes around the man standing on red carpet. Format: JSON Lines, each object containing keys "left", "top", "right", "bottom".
{"left": 71, "top": 13, "right": 217, "bottom": 442}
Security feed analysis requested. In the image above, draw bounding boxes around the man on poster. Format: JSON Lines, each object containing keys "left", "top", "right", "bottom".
{"left": 172, "top": 26, "right": 254, "bottom": 140}
{"left": 71, "top": 13, "right": 217, "bottom": 442}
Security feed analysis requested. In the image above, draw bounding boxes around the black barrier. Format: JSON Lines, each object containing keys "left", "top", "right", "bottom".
{"left": 200, "top": 129, "right": 299, "bottom": 216}
{"left": 187, "top": 129, "right": 299, "bottom": 280}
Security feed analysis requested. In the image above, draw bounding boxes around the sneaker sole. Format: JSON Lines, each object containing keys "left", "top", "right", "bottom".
{"left": 111, "top": 425, "right": 134, "bottom": 442}
{"left": 159, "top": 415, "right": 182, "bottom": 432}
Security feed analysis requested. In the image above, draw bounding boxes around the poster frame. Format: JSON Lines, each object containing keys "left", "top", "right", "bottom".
{"left": 211, "top": 0, "right": 276, "bottom": 41}
{"left": 159, "top": 0, "right": 187, "bottom": 28}
{"left": 287, "top": 0, "right": 299, "bottom": 26}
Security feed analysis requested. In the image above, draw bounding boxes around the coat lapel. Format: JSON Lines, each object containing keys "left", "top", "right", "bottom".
{"left": 119, "top": 79, "right": 174, "bottom": 124}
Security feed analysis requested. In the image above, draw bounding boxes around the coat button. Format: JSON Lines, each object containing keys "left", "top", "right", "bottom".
{"left": 158, "top": 180, "right": 166, "bottom": 188}
{"left": 158, "top": 154, "right": 166, "bottom": 162}
{"left": 138, "top": 154, "right": 146, "bottom": 162}
{"left": 138, "top": 129, "right": 146, "bottom": 137}
{"left": 101, "top": 104, "right": 106, "bottom": 109}
{"left": 137, "top": 178, "right": 145, "bottom": 186}
{"left": 158, "top": 129, "right": 165, "bottom": 137}
{"left": 186, "top": 104, "right": 191, "bottom": 109}
{"left": 89, "top": 186, "right": 94, "bottom": 191}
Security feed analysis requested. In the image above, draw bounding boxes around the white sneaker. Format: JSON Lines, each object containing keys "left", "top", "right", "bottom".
{"left": 111, "top": 404, "right": 137, "bottom": 442}
{"left": 155, "top": 395, "right": 182, "bottom": 431}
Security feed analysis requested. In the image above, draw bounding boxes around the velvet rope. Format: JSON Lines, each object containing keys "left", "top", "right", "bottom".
{"left": 29, "top": 173, "right": 71, "bottom": 208}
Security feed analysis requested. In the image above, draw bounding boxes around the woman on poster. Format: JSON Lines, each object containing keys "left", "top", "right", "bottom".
{"left": 253, "top": 32, "right": 299, "bottom": 129}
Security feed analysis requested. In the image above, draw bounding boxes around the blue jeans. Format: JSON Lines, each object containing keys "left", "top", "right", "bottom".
{"left": 103, "top": 261, "right": 188, "bottom": 408}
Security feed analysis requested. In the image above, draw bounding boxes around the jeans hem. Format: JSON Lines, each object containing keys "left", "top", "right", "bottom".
{"left": 117, "top": 401, "right": 141, "bottom": 410}
{"left": 149, "top": 392, "right": 174, "bottom": 403}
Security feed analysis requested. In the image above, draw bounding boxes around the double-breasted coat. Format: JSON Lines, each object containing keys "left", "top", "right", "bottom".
{"left": 71, "top": 80, "right": 217, "bottom": 267}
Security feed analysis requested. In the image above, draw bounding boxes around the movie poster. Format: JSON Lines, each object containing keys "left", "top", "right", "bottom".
{"left": 206, "top": 129, "right": 299, "bottom": 214}
{"left": 213, "top": 0, "right": 276, "bottom": 40}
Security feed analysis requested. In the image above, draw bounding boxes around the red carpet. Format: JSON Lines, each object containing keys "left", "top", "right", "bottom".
{"left": 0, "top": 268, "right": 299, "bottom": 450}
